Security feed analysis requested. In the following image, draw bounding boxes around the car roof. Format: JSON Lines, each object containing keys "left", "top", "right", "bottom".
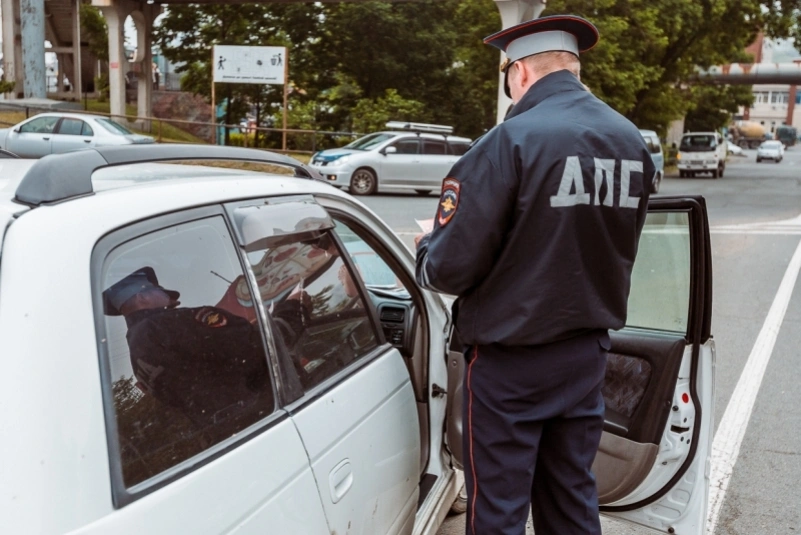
{"left": 376, "top": 131, "right": 472, "bottom": 142}
{"left": 20, "top": 112, "right": 111, "bottom": 122}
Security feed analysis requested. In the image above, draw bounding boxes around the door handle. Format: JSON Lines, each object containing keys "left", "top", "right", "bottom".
{"left": 83, "top": 139, "right": 91, "bottom": 143}
{"left": 43, "top": 137, "right": 50, "bottom": 141}
{"left": 328, "top": 459, "right": 353, "bottom": 504}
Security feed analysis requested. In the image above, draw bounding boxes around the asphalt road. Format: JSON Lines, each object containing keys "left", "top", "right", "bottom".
{"left": 358, "top": 144, "right": 801, "bottom": 535}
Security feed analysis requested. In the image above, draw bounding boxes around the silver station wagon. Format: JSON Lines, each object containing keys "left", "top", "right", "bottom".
{"left": 310, "top": 122, "right": 472, "bottom": 196}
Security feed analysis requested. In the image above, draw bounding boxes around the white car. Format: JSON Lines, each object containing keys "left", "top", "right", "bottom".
{"left": 727, "top": 143, "right": 744, "bottom": 156}
{"left": 756, "top": 140, "right": 784, "bottom": 162}
{"left": 0, "top": 112, "right": 154, "bottom": 158}
{"left": 677, "top": 131, "right": 728, "bottom": 178}
{"left": 310, "top": 121, "right": 471, "bottom": 196}
{"left": 0, "top": 146, "right": 715, "bottom": 534}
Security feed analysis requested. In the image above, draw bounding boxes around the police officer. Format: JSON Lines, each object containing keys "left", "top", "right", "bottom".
{"left": 103, "top": 267, "right": 272, "bottom": 438}
{"left": 415, "top": 15, "right": 654, "bottom": 535}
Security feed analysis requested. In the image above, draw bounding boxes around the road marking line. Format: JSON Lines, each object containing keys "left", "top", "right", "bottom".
{"left": 707, "top": 236, "right": 801, "bottom": 534}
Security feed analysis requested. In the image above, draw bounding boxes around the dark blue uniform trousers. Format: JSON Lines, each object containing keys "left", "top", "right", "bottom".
{"left": 463, "top": 330, "right": 609, "bottom": 535}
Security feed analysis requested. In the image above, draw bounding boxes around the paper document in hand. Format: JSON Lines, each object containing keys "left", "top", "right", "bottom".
{"left": 415, "top": 218, "right": 434, "bottom": 233}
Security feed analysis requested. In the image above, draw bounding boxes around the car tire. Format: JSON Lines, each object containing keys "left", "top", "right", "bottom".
{"left": 415, "top": 190, "right": 432, "bottom": 196}
{"left": 350, "top": 168, "right": 377, "bottom": 196}
{"left": 719, "top": 165, "right": 724, "bottom": 178}
{"left": 712, "top": 168, "right": 719, "bottom": 179}
{"left": 756, "top": 157, "right": 762, "bottom": 163}
{"left": 679, "top": 171, "right": 686, "bottom": 178}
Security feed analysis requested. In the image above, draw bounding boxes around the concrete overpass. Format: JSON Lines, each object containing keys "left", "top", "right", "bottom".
{"left": 2, "top": 0, "right": 543, "bottom": 124}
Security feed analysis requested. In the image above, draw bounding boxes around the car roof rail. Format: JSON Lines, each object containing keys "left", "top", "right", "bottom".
{"left": 385, "top": 121, "right": 454, "bottom": 135}
{"left": 14, "top": 144, "right": 325, "bottom": 207}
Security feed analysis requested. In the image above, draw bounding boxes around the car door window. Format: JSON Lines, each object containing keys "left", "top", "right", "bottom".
{"left": 449, "top": 141, "right": 470, "bottom": 155}
{"left": 626, "top": 212, "right": 690, "bottom": 333}
{"left": 422, "top": 139, "right": 447, "bottom": 155}
{"left": 82, "top": 121, "right": 94, "bottom": 136}
{"left": 391, "top": 139, "right": 420, "bottom": 154}
{"left": 99, "top": 216, "right": 275, "bottom": 488}
{"left": 18, "top": 116, "right": 59, "bottom": 134}
{"left": 240, "top": 229, "right": 380, "bottom": 392}
{"left": 57, "top": 118, "right": 85, "bottom": 136}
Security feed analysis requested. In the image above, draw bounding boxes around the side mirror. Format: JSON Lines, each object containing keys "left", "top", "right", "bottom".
{"left": 12, "top": 127, "right": 20, "bottom": 133}
{"left": 383, "top": 146, "right": 397, "bottom": 155}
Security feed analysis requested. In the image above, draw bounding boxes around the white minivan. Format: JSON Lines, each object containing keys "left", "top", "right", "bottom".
{"left": 677, "top": 131, "right": 728, "bottom": 178}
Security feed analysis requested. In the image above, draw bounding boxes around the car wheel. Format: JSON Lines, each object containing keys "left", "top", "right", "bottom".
{"left": 719, "top": 165, "right": 724, "bottom": 178}
{"left": 679, "top": 171, "right": 686, "bottom": 178}
{"left": 415, "top": 190, "right": 432, "bottom": 196}
{"left": 756, "top": 157, "right": 761, "bottom": 163}
{"left": 350, "top": 168, "right": 377, "bottom": 196}
{"left": 711, "top": 168, "right": 719, "bottom": 179}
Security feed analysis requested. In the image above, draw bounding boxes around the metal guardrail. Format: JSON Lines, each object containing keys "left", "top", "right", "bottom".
{"left": 0, "top": 102, "right": 362, "bottom": 154}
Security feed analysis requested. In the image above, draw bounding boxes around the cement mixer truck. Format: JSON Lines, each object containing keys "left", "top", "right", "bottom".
{"left": 730, "top": 121, "right": 768, "bottom": 149}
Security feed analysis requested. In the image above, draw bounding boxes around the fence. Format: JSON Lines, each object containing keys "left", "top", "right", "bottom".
{"left": 0, "top": 102, "right": 362, "bottom": 155}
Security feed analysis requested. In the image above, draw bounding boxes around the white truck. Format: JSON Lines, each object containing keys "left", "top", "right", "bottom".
{"left": 677, "top": 131, "right": 728, "bottom": 178}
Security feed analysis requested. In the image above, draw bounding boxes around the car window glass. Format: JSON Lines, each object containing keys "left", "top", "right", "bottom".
{"left": 18, "top": 116, "right": 59, "bottom": 134}
{"left": 100, "top": 216, "right": 275, "bottom": 488}
{"left": 82, "top": 122, "right": 94, "bottom": 136}
{"left": 241, "top": 230, "right": 379, "bottom": 392}
{"left": 344, "top": 133, "right": 396, "bottom": 151}
{"left": 449, "top": 142, "right": 470, "bottom": 156}
{"left": 392, "top": 139, "right": 420, "bottom": 155}
{"left": 626, "top": 212, "right": 690, "bottom": 332}
{"left": 96, "top": 118, "right": 133, "bottom": 135}
{"left": 423, "top": 139, "right": 447, "bottom": 155}
{"left": 57, "top": 118, "right": 85, "bottom": 136}
{"left": 679, "top": 135, "right": 715, "bottom": 151}
{"left": 646, "top": 136, "right": 661, "bottom": 154}
{"left": 333, "top": 220, "right": 408, "bottom": 294}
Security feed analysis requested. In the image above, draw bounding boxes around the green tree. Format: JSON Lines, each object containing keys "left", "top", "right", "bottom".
{"left": 544, "top": 0, "right": 798, "bottom": 135}
{"left": 80, "top": 5, "right": 108, "bottom": 62}
{"left": 684, "top": 85, "right": 754, "bottom": 132}
{"left": 350, "top": 89, "right": 427, "bottom": 133}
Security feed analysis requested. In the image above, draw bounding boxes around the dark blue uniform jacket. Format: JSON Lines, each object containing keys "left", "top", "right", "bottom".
{"left": 416, "top": 70, "right": 654, "bottom": 346}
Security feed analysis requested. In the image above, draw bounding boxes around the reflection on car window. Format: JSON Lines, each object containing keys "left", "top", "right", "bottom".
{"left": 236, "top": 231, "right": 379, "bottom": 392}
{"left": 344, "top": 133, "right": 396, "bottom": 151}
{"left": 57, "top": 118, "right": 85, "bottom": 136}
{"left": 392, "top": 139, "right": 420, "bottom": 155}
{"left": 19, "top": 116, "right": 59, "bottom": 134}
{"left": 96, "top": 118, "right": 134, "bottom": 135}
{"left": 333, "top": 220, "right": 406, "bottom": 293}
{"left": 626, "top": 212, "right": 690, "bottom": 332}
{"left": 101, "top": 216, "right": 274, "bottom": 488}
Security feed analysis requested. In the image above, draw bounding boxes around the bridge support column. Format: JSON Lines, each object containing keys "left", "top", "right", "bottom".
{"left": 97, "top": 0, "right": 130, "bottom": 120}
{"left": 2, "top": 0, "right": 24, "bottom": 97}
{"left": 20, "top": 0, "right": 46, "bottom": 98}
{"left": 132, "top": 4, "right": 158, "bottom": 131}
{"left": 492, "top": 0, "right": 546, "bottom": 123}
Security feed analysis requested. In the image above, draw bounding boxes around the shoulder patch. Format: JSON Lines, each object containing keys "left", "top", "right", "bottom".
{"left": 195, "top": 307, "right": 229, "bottom": 328}
{"left": 438, "top": 178, "right": 460, "bottom": 227}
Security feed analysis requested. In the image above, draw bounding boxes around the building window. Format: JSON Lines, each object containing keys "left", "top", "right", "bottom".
{"left": 771, "top": 91, "right": 789, "bottom": 104}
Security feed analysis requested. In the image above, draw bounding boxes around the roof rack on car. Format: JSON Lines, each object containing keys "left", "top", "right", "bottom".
{"left": 385, "top": 121, "right": 454, "bottom": 135}
{"left": 13, "top": 144, "right": 325, "bottom": 207}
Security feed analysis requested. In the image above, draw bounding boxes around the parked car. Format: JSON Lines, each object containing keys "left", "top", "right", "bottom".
{"left": 727, "top": 143, "right": 744, "bottom": 156}
{"left": 639, "top": 129, "right": 664, "bottom": 193}
{"left": 0, "top": 112, "right": 154, "bottom": 158}
{"left": 0, "top": 145, "right": 715, "bottom": 534}
{"left": 309, "top": 121, "right": 471, "bottom": 195}
{"left": 756, "top": 140, "right": 784, "bottom": 162}
{"left": 677, "top": 131, "right": 728, "bottom": 178}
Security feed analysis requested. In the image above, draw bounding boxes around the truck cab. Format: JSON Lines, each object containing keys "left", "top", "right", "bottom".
{"left": 677, "top": 132, "right": 727, "bottom": 179}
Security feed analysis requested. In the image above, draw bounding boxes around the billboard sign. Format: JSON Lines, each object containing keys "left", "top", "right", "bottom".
{"left": 212, "top": 45, "right": 286, "bottom": 85}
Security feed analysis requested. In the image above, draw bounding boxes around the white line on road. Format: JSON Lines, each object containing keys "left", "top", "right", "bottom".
{"left": 707, "top": 236, "right": 801, "bottom": 534}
